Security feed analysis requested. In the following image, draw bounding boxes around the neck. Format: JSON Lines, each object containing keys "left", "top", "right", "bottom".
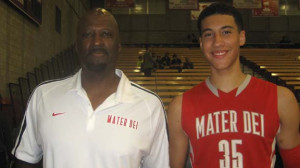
{"left": 210, "top": 66, "right": 246, "bottom": 93}
{"left": 81, "top": 68, "right": 120, "bottom": 110}
{"left": 81, "top": 68, "right": 120, "bottom": 93}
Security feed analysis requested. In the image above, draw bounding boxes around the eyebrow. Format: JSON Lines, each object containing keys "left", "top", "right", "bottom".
{"left": 201, "top": 25, "right": 235, "bottom": 34}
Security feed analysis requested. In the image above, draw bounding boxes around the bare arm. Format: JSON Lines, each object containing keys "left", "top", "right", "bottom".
{"left": 167, "top": 95, "right": 189, "bottom": 168}
{"left": 276, "top": 86, "right": 300, "bottom": 149}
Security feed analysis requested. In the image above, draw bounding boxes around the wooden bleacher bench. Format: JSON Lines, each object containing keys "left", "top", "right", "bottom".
{"left": 117, "top": 47, "right": 300, "bottom": 108}
{"left": 280, "top": 77, "right": 300, "bottom": 81}
{"left": 124, "top": 72, "right": 210, "bottom": 77}
{"left": 265, "top": 69, "right": 300, "bottom": 73}
{"left": 157, "top": 92, "right": 183, "bottom": 97}
{"left": 286, "top": 81, "right": 300, "bottom": 86}
{"left": 259, "top": 65, "right": 300, "bottom": 69}
{"left": 161, "top": 97, "right": 173, "bottom": 105}
{"left": 271, "top": 73, "right": 300, "bottom": 77}
{"left": 144, "top": 85, "right": 194, "bottom": 91}
{"left": 129, "top": 76, "right": 206, "bottom": 81}
{"left": 155, "top": 69, "right": 210, "bottom": 73}
{"left": 256, "top": 62, "right": 300, "bottom": 66}
{"left": 134, "top": 80, "right": 200, "bottom": 86}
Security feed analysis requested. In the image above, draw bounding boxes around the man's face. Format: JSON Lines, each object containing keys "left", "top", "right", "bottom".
{"left": 76, "top": 14, "right": 121, "bottom": 72}
{"left": 199, "top": 14, "right": 245, "bottom": 71}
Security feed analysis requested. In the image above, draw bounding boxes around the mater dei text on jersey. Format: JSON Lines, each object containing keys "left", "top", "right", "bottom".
{"left": 196, "top": 110, "right": 265, "bottom": 139}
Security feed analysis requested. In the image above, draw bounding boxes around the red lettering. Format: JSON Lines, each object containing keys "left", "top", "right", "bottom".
{"left": 108, "top": 115, "right": 137, "bottom": 129}
{"left": 124, "top": 118, "right": 127, "bottom": 126}
{"left": 107, "top": 115, "right": 112, "bottom": 123}
{"left": 112, "top": 116, "right": 116, "bottom": 124}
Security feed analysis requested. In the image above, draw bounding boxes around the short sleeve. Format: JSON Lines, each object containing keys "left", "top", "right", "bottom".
{"left": 11, "top": 89, "right": 43, "bottom": 164}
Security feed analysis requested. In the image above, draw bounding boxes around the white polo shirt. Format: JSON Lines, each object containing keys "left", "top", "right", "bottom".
{"left": 12, "top": 69, "right": 169, "bottom": 168}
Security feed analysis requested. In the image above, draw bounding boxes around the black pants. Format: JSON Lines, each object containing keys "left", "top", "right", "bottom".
{"left": 0, "top": 152, "right": 7, "bottom": 168}
{"left": 144, "top": 68, "right": 152, "bottom": 77}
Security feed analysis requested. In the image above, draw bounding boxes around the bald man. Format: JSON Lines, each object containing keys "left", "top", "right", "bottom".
{"left": 12, "top": 8, "right": 169, "bottom": 168}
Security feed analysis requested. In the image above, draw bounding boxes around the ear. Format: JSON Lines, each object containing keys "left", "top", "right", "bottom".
{"left": 239, "top": 30, "right": 246, "bottom": 46}
{"left": 199, "top": 36, "right": 203, "bottom": 49}
{"left": 75, "top": 42, "right": 78, "bottom": 53}
{"left": 118, "top": 43, "right": 122, "bottom": 52}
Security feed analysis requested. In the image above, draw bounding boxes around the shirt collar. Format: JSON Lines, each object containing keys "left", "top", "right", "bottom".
{"left": 67, "top": 69, "right": 135, "bottom": 103}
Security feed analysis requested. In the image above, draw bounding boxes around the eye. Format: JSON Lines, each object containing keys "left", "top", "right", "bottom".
{"left": 222, "top": 30, "right": 232, "bottom": 35}
{"left": 101, "top": 31, "right": 112, "bottom": 38}
{"left": 202, "top": 32, "right": 213, "bottom": 38}
{"left": 82, "top": 31, "right": 94, "bottom": 38}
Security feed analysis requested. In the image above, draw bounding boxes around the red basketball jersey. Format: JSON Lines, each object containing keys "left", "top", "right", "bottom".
{"left": 182, "top": 75, "right": 279, "bottom": 168}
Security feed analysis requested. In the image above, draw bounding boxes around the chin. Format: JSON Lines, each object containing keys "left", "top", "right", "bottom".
{"left": 85, "top": 63, "right": 107, "bottom": 72}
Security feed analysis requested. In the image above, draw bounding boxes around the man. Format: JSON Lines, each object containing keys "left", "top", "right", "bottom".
{"left": 167, "top": 3, "right": 300, "bottom": 168}
{"left": 142, "top": 46, "right": 155, "bottom": 77}
{"left": 182, "top": 57, "right": 194, "bottom": 69}
{"left": 12, "top": 8, "right": 169, "bottom": 168}
{"left": 162, "top": 52, "right": 171, "bottom": 66}
{"left": 170, "top": 54, "right": 182, "bottom": 72}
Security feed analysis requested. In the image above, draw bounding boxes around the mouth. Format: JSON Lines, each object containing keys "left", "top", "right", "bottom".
{"left": 211, "top": 50, "right": 228, "bottom": 58}
{"left": 90, "top": 52, "right": 106, "bottom": 57}
{"left": 88, "top": 48, "right": 108, "bottom": 57}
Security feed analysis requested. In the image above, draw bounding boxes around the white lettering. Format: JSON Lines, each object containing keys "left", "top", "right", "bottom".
{"left": 213, "top": 112, "right": 221, "bottom": 133}
{"left": 243, "top": 111, "right": 251, "bottom": 134}
{"left": 261, "top": 114, "right": 264, "bottom": 137}
{"left": 196, "top": 116, "right": 205, "bottom": 139}
{"left": 251, "top": 113, "right": 260, "bottom": 136}
{"left": 230, "top": 110, "right": 238, "bottom": 132}
{"left": 243, "top": 111, "right": 264, "bottom": 137}
{"left": 206, "top": 113, "right": 215, "bottom": 136}
{"left": 221, "top": 110, "right": 229, "bottom": 133}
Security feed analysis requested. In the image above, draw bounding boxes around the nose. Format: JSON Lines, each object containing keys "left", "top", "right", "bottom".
{"left": 213, "top": 33, "right": 224, "bottom": 47}
{"left": 93, "top": 33, "right": 104, "bottom": 46}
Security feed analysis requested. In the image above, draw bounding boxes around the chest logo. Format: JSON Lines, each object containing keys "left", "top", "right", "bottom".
{"left": 107, "top": 115, "right": 139, "bottom": 130}
{"left": 52, "top": 112, "right": 66, "bottom": 117}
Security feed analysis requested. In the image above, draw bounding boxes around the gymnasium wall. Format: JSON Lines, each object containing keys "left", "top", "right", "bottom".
{"left": 0, "top": 0, "right": 89, "bottom": 97}
{"left": 113, "top": 2, "right": 300, "bottom": 45}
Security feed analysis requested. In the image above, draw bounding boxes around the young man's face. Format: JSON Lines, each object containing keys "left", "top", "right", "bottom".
{"left": 76, "top": 13, "right": 121, "bottom": 72}
{"left": 199, "top": 14, "right": 245, "bottom": 71}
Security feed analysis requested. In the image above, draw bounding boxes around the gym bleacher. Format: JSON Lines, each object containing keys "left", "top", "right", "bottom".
{"left": 0, "top": 46, "right": 300, "bottom": 168}
{"left": 2, "top": 46, "right": 299, "bottom": 125}
{"left": 117, "top": 47, "right": 300, "bottom": 110}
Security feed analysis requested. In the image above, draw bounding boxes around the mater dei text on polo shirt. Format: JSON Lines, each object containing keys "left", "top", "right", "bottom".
{"left": 107, "top": 114, "right": 139, "bottom": 130}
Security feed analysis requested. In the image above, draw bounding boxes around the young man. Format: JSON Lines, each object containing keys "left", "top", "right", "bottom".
{"left": 12, "top": 8, "right": 169, "bottom": 168}
{"left": 167, "top": 3, "right": 300, "bottom": 168}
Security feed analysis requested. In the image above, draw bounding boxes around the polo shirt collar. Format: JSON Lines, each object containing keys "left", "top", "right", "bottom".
{"left": 68, "top": 69, "right": 135, "bottom": 104}
{"left": 115, "top": 69, "right": 135, "bottom": 103}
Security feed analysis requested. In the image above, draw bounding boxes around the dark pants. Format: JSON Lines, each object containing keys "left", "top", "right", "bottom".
{"left": 144, "top": 68, "right": 152, "bottom": 77}
{"left": 0, "top": 152, "right": 7, "bottom": 168}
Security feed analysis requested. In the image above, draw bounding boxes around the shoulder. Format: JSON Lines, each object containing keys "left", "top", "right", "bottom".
{"left": 32, "top": 75, "right": 74, "bottom": 99}
{"left": 277, "top": 86, "right": 298, "bottom": 110}
{"left": 169, "top": 95, "right": 183, "bottom": 109}
{"left": 36, "top": 76, "right": 73, "bottom": 91}
{"left": 249, "top": 77, "right": 277, "bottom": 94}
{"left": 184, "top": 81, "right": 206, "bottom": 95}
{"left": 168, "top": 95, "right": 183, "bottom": 114}
{"left": 129, "top": 82, "right": 163, "bottom": 106}
{"left": 251, "top": 76, "right": 275, "bottom": 86}
{"left": 277, "top": 85, "right": 299, "bottom": 127}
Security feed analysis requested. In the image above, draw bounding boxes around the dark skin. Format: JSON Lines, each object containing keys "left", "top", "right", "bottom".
{"left": 14, "top": 8, "right": 122, "bottom": 167}
{"left": 76, "top": 9, "right": 121, "bottom": 109}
